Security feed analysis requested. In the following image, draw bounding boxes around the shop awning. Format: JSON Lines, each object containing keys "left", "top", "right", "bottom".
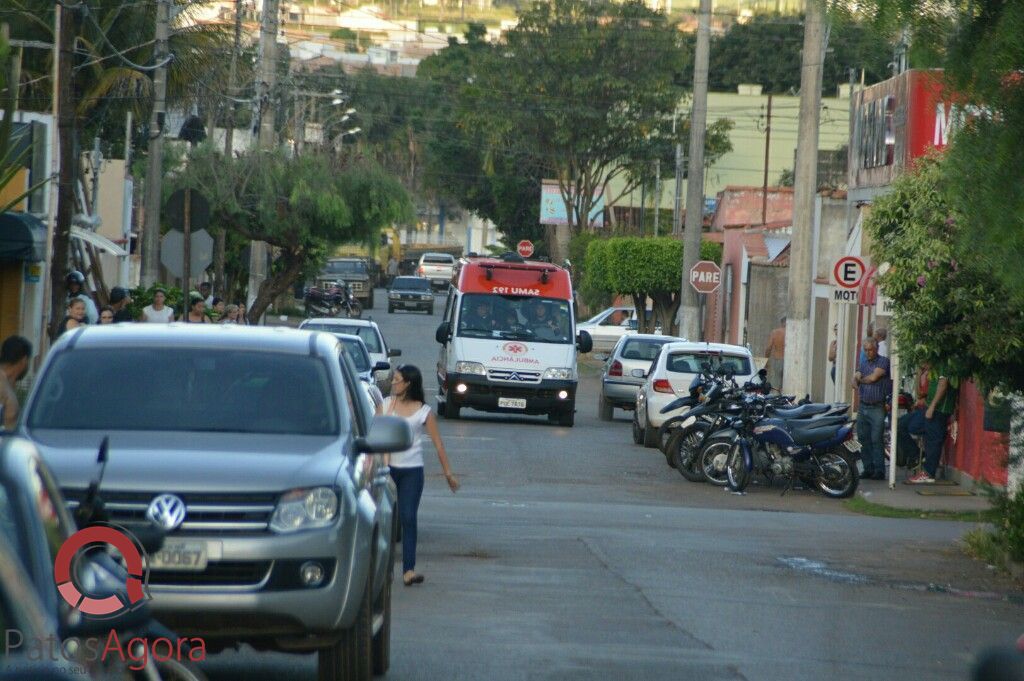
{"left": 71, "top": 226, "right": 127, "bottom": 257}
{"left": 0, "top": 211, "right": 46, "bottom": 262}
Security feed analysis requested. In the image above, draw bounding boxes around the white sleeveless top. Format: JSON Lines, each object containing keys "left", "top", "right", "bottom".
{"left": 384, "top": 398, "right": 431, "bottom": 468}
{"left": 142, "top": 304, "right": 174, "bottom": 323}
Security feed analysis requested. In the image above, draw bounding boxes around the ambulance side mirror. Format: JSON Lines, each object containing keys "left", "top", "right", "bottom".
{"left": 435, "top": 321, "right": 452, "bottom": 345}
{"left": 576, "top": 330, "right": 593, "bottom": 354}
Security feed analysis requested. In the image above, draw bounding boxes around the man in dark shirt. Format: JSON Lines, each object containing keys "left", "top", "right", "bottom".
{"left": 852, "top": 337, "right": 890, "bottom": 480}
{"left": 109, "top": 287, "right": 134, "bottom": 322}
{"left": 903, "top": 364, "right": 957, "bottom": 484}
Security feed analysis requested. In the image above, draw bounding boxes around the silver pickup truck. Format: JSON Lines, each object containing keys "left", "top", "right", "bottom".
{"left": 416, "top": 252, "right": 456, "bottom": 290}
{"left": 21, "top": 325, "right": 411, "bottom": 681}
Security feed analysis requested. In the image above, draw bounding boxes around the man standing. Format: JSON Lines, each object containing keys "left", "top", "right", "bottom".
{"left": 109, "top": 287, "right": 134, "bottom": 322}
{"left": 66, "top": 270, "right": 98, "bottom": 324}
{"left": 199, "top": 282, "right": 215, "bottom": 307}
{"left": 875, "top": 327, "right": 889, "bottom": 358}
{"left": 852, "top": 337, "right": 890, "bottom": 480}
{"left": 905, "top": 365, "right": 957, "bottom": 484}
{"left": 386, "top": 257, "right": 399, "bottom": 287}
{"left": 764, "top": 317, "right": 786, "bottom": 389}
{"left": 0, "top": 336, "right": 32, "bottom": 430}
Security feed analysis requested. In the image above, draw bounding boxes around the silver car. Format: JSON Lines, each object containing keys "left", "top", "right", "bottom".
{"left": 598, "top": 334, "right": 681, "bottom": 421}
{"left": 300, "top": 317, "right": 400, "bottom": 396}
{"left": 19, "top": 324, "right": 411, "bottom": 680}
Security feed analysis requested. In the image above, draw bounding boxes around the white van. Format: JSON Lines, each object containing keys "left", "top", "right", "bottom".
{"left": 434, "top": 254, "right": 593, "bottom": 426}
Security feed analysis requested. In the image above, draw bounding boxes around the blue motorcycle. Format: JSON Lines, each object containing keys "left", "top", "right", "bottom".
{"left": 722, "top": 396, "right": 860, "bottom": 498}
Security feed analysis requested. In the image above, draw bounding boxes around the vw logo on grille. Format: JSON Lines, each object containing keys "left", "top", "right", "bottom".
{"left": 146, "top": 494, "right": 187, "bottom": 531}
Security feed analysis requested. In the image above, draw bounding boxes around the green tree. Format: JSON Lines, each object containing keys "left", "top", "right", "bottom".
{"left": 584, "top": 237, "right": 722, "bottom": 335}
{"left": 179, "top": 147, "right": 413, "bottom": 323}
{"left": 460, "top": 0, "right": 690, "bottom": 261}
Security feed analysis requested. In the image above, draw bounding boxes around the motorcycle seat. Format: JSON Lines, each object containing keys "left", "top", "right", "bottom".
{"left": 788, "top": 422, "right": 846, "bottom": 445}
{"left": 771, "top": 403, "right": 830, "bottom": 419}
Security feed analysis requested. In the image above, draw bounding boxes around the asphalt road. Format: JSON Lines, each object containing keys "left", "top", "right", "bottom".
{"left": 202, "top": 290, "right": 1023, "bottom": 681}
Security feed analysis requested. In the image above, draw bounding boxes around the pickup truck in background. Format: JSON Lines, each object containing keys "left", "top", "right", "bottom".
{"left": 417, "top": 252, "right": 457, "bottom": 290}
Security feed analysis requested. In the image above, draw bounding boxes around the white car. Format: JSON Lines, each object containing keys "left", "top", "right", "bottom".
{"left": 299, "top": 317, "right": 401, "bottom": 395}
{"left": 633, "top": 341, "right": 755, "bottom": 448}
{"left": 576, "top": 307, "right": 641, "bottom": 353}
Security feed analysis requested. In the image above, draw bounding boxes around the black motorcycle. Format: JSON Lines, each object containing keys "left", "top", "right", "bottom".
{"left": 304, "top": 281, "right": 362, "bottom": 319}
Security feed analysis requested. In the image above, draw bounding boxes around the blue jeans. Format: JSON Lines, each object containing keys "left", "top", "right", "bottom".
{"left": 899, "top": 409, "right": 949, "bottom": 477}
{"left": 390, "top": 466, "right": 424, "bottom": 573}
{"left": 857, "top": 404, "right": 886, "bottom": 474}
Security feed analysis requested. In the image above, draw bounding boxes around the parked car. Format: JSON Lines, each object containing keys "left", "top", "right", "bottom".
{"left": 317, "top": 257, "right": 374, "bottom": 309}
{"left": 598, "top": 334, "right": 681, "bottom": 421}
{"left": 20, "top": 325, "right": 412, "bottom": 681}
{"left": 387, "top": 276, "right": 435, "bottom": 314}
{"left": 333, "top": 333, "right": 387, "bottom": 412}
{"left": 633, "top": 341, "right": 755, "bottom": 448}
{"left": 299, "top": 317, "right": 401, "bottom": 396}
{"left": 577, "top": 307, "right": 661, "bottom": 353}
{"left": 416, "top": 253, "right": 457, "bottom": 290}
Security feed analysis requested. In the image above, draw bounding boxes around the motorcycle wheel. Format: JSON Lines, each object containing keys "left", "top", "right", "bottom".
{"left": 668, "top": 425, "right": 709, "bottom": 482}
{"left": 725, "top": 444, "right": 751, "bottom": 493}
{"left": 814, "top": 450, "right": 859, "bottom": 499}
{"left": 698, "top": 436, "right": 732, "bottom": 486}
{"left": 347, "top": 301, "right": 363, "bottom": 318}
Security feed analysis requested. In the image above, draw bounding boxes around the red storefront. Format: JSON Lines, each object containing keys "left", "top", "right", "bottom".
{"left": 848, "top": 69, "right": 1007, "bottom": 487}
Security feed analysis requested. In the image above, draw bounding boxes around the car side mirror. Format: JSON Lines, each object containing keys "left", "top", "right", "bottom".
{"left": 373, "top": 361, "right": 391, "bottom": 373}
{"left": 356, "top": 416, "right": 413, "bottom": 454}
{"left": 388, "top": 348, "right": 402, "bottom": 358}
{"left": 435, "top": 322, "right": 451, "bottom": 345}
{"left": 576, "top": 330, "right": 593, "bottom": 354}
{"left": 630, "top": 368, "right": 646, "bottom": 379}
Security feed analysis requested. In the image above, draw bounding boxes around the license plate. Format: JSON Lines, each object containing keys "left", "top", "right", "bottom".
{"left": 844, "top": 439, "right": 862, "bottom": 453}
{"left": 498, "top": 397, "right": 527, "bottom": 409}
{"left": 150, "top": 541, "right": 208, "bottom": 572}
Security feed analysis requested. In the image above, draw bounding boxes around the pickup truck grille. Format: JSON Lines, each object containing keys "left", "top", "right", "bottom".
{"left": 150, "top": 561, "right": 272, "bottom": 588}
{"left": 63, "top": 490, "right": 277, "bottom": 534}
{"left": 349, "top": 281, "right": 364, "bottom": 291}
{"left": 487, "top": 368, "right": 542, "bottom": 384}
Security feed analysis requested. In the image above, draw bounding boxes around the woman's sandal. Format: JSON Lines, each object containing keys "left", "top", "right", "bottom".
{"left": 403, "top": 572, "right": 425, "bottom": 586}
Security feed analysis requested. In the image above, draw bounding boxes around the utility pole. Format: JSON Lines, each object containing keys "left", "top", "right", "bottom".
{"left": 141, "top": 0, "right": 170, "bottom": 286}
{"left": 49, "top": 2, "right": 78, "bottom": 340}
{"left": 653, "top": 159, "right": 661, "bottom": 236}
{"left": 216, "top": 0, "right": 244, "bottom": 298}
{"left": 761, "top": 93, "right": 773, "bottom": 225}
{"left": 248, "top": 0, "right": 281, "bottom": 321}
{"left": 671, "top": 112, "right": 684, "bottom": 235}
{"left": 119, "top": 111, "right": 133, "bottom": 287}
{"left": 677, "top": 0, "right": 711, "bottom": 341}
{"left": 782, "top": 0, "right": 827, "bottom": 397}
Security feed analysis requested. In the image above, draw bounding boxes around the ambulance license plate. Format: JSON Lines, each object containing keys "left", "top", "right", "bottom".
{"left": 498, "top": 398, "right": 527, "bottom": 409}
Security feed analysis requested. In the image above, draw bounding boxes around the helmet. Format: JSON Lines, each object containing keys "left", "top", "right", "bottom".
{"left": 66, "top": 270, "right": 85, "bottom": 286}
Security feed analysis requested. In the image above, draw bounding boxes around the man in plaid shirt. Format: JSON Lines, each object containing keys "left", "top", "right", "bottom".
{"left": 852, "top": 337, "right": 890, "bottom": 480}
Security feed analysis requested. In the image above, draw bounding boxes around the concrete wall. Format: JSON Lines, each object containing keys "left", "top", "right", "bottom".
{"left": 745, "top": 263, "right": 788, "bottom": 362}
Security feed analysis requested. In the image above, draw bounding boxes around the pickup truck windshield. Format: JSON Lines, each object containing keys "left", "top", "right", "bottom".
{"left": 393, "top": 277, "right": 431, "bottom": 291}
{"left": 458, "top": 294, "right": 572, "bottom": 344}
{"left": 28, "top": 349, "right": 342, "bottom": 435}
{"left": 323, "top": 260, "right": 366, "bottom": 275}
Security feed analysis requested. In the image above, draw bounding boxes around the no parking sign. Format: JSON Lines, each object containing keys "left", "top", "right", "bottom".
{"left": 831, "top": 256, "right": 865, "bottom": 303}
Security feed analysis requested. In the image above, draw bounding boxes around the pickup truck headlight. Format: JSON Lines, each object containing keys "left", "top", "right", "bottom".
{"left": 420, "top": 294, "right": 433, "bottom": 300}
{"left": 388, "top": 292, "right": 400, "bottom": 299}
{"left": 455, "top": 361, "right": 486, "bottom": 375}
{"left": 542, "top": 367, "right": 575, "bottom": 381}
{"left": 270, "top": 487, "right": 339, "bottom": 533}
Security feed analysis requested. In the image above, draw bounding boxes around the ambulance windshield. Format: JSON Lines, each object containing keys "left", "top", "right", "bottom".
{"left": 457, "top": 294, "right": 573, "bottom": 344}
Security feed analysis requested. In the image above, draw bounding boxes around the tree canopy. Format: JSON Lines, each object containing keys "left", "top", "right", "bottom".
{"left": 178, "top": 148, "right": 413, "bottom": 322}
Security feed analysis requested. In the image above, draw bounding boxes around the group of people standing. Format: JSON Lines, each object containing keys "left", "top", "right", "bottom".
{"left": 59, "top": 273, "right": 249, "bottom": 335}
{"left": 851, "top": 323, "right": 956, "bottom": 484}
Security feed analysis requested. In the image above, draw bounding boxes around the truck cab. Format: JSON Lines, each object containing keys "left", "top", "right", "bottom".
{"left": 434, "top": 254, "right": 593, "bottom": 427}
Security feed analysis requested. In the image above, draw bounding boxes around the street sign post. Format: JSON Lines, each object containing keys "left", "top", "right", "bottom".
{"left": 689, "top": 260, "right": 722, "bottom": 294}
{"left": 161, "top": 229, "right": 214, "bottom": 279}
{"left": 517, "top": 240, "right": 534, "bottom": 258}
{"left": 831, "top": 255, "right": 866, "bottom": 303}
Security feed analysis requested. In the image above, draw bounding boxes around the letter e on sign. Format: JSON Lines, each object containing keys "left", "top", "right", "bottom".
{"left": 832, "top": 256, "right": 865, "bottom": 290}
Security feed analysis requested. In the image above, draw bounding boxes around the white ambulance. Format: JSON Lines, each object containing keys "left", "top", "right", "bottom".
{"left": 434, "top": 254, "right": 593, "bottom": 426}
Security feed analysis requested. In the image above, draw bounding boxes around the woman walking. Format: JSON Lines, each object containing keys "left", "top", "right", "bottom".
{"left": 383, "top": 365, "right": 459, "bottom": 586}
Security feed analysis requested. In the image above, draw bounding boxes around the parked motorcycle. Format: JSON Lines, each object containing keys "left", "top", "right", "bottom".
{"left": 304, "top": 281, "right": 362, "bottom": 318}
{"left": 719, "top": 396, "right": 860, "bottom": 498}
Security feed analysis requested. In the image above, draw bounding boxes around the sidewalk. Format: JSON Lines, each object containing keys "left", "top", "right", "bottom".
{"left": 854, "top": 475, "right": 993, "bottom": 514}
